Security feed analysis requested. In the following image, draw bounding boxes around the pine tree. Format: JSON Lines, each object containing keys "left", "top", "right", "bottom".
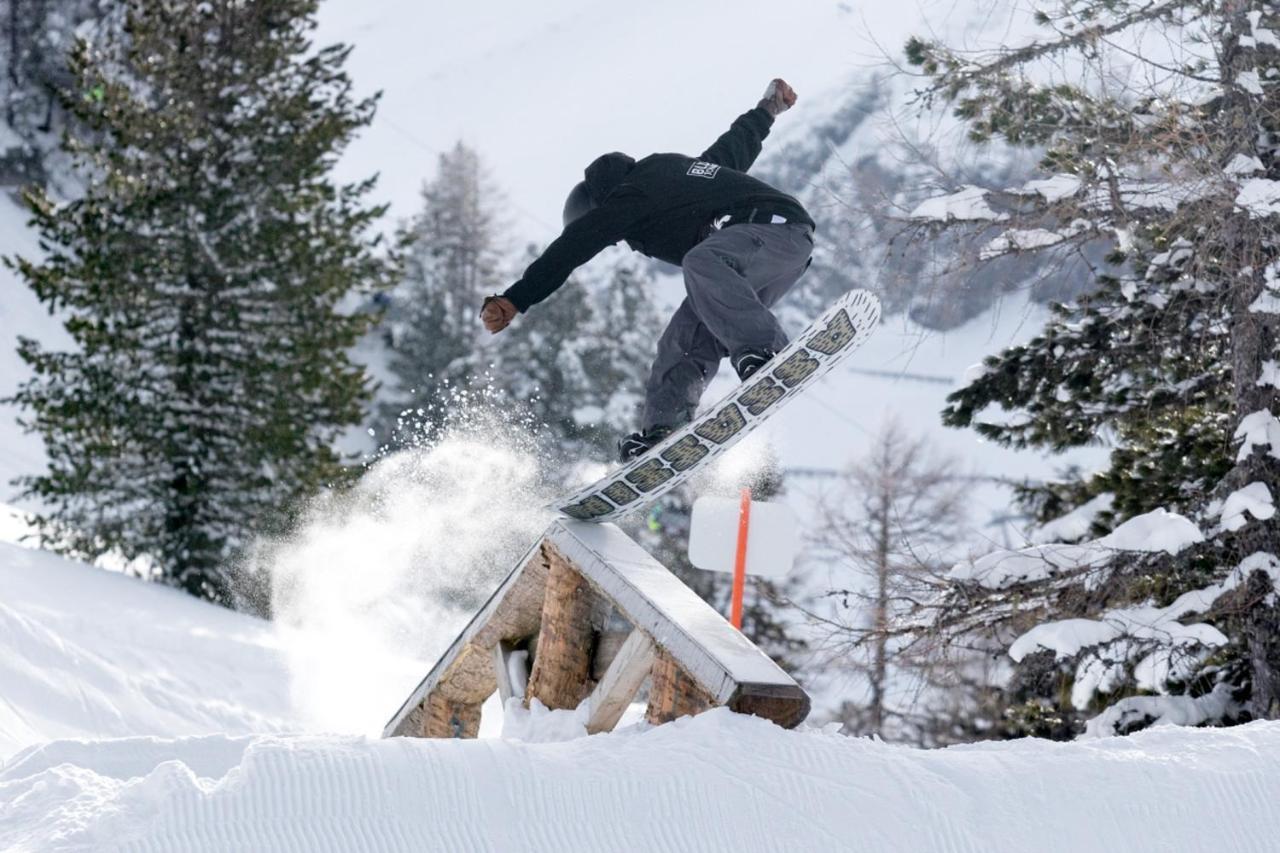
{"left": 904, "top": 0, "right": 1280, "bottom": 734}
{"left": 490, "top": 255, "right": 664, "bottom": 464}
{"left": 7, "top": 0, "right": 392, "bottom": 604}
{"left": 375, "top": 141, "right": 503, "bottom": 447}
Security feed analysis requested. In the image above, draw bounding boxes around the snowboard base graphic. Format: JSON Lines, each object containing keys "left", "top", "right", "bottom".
{"left": 550, "top": 289, "right": 881, "bottom": 522}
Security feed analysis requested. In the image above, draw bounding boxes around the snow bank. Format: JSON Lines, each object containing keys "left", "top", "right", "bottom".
{"left": 0, "top": 531, "right": 299, "bottom": 760}
{"left": 4, "top": 710, "right": 1279, "bottom": 852}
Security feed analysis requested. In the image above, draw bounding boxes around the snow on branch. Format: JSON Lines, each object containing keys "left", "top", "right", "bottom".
{"left": 1235, "top": 179, "right": 1280, "bottom": 219}
{"left": 1094, "top": 509, "right": 1205, "bottom": 555}
{"left": 1013, "top": 552, "right": 1280, "bottom": 717}
{"left": 1261, "top": 361, "right": 1280, "bottom": 389}
{"left": 948, "top": 508, "right": 1204, "bottom": 591}
{"left": 947, "top": 543, "right": 1111, "bottom": 589}
{"left": 1216, "top": 482, "right": 1276, "bottom": 533}
{"left": 980, "top": 221, "right": 1091, "bottom": 260}
{"left": 1233, "top": 410, "right": 1280, "bottom": 462}
{"left": 1032, "top": 494, "right": 1116, "bottom": 545}
{"left": 908, "top": 186, "right": 1007, "bottom": 222}
{"left": 1225, "top": 153, "right": 1265, "bottom": 176}
{"left": 1082, "top": 683, "right": 1238, "bottom": 738}
{"left": 1016, "top": 174, "right": 1083, "bottom": 202}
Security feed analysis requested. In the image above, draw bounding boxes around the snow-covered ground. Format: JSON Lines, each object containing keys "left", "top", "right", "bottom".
{"left": 5, "top": 707, "right": 1280, "bottom": 852}
{"left": 0, "top": 509, "right": 299, "bottom": 760}
{"left": 3, "top": 509, "right": 1278, "bottom": 852}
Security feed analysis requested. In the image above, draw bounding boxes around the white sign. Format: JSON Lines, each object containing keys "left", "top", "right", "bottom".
{"left": 687, "top": 496, "right": 798, "bottom": 579}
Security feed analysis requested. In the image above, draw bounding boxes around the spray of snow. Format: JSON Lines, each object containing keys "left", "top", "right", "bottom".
{"left": 704, "top": 428, "right": 776, "bottom": 495}
{"left": 267, "top": 415, "right": 557, "bottom": 736}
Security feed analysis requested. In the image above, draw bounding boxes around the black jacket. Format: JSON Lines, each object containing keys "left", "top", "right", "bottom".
{"left": 502, "top": 106, "right": 813, "bottom": 312}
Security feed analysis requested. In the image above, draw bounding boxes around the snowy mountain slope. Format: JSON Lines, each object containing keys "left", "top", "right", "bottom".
{"left": 5, "top": 709, "right": 1279, "bottom": 853}
{"left": 0, "top": 509, "right": 300, "bottom": 760}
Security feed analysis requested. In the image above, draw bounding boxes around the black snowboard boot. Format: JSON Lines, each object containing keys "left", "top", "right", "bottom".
{"left": 618, "top": 425, "right": 673, "bottom": 462}
{"left": 732, "top": 347, "right": 776, "bottom": 381}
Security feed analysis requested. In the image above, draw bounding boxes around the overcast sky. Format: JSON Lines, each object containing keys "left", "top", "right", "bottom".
{"left": 316, "top": 0, "right": 1017, "bottom": 244}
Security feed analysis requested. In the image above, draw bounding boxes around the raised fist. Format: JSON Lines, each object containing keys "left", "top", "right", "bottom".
{"left": 758, "top": 79, "right": 797, "bottom": 117}
{"left": 480, "top": 295, "right": 518, "bottom": 334}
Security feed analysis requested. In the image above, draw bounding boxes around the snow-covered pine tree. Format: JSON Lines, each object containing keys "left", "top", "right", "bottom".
{"left": 0, "top": 0, "right": 112, "bottom": 186}
{"left": 489, "top": 255, "right": 663, "bottom": 464}
{"left": 374, "top": 141, "right": 504, "bottom": 447}
{"left": 572, "top": 261, "right": 665, "bottom": 455}
{"left": 7, "top": 0, "right": 392, "bottom": 604}
{"left": 905, "top": 0, "right": 1280, "bottom": 734}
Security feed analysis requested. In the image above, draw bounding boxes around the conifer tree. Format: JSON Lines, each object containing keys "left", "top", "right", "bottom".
{"left": 8, "top": 0, "right": 392, "bottom": 604}
{"left": 905, "top": 0, "right": 1280, "bottom": 733}
{"left": 493, "top": 258, "right": 664, "bottom": 462}
{"left": 375, "top": 142, "right": 503, "bottom": 446}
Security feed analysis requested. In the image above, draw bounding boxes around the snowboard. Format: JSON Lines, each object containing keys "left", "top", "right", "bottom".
{"left": 550, "top": 289, "right": 881, "bottom": 522}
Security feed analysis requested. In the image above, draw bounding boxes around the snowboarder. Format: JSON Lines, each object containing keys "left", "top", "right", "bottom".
{"left": 480, "top": 79, "right": 814, "bottom": 461}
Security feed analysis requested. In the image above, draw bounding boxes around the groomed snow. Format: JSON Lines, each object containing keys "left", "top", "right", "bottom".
{"left": 4, "top": 710, "right": 1280, "bottom": 853}
{"left": 0, "top": 521, "right": 300, "bottom": 760}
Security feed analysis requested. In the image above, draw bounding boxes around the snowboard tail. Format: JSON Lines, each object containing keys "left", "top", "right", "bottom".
{"left": 550, "top": 289, "right": 881, "bottom": 522}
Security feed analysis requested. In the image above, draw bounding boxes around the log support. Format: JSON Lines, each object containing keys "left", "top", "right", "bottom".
{"left": 421, "top": 692, "right": 482, "bottom": 739}
{"left": 525, "top": 544, "right": 600, "bottom": 710}
{"left": 646, "top": 649, "right": 714, "bottom": 725}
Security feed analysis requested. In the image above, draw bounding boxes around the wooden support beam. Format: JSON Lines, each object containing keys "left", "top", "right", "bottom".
{"left": 585, "top": 629, "right": 656, "bottom": 735}
{"left": 525, "top": 543, "right": 600, "bottom": 711}
{"left": 646, "top": 649, "right": 714, "bottom": 725}
{"left": 420, "top": 692, "right": 482, "bottom": 738}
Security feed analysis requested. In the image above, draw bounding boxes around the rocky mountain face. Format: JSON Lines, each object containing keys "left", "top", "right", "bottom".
{"left": 756, "top": 71, "right": 1102, "bottom": 331}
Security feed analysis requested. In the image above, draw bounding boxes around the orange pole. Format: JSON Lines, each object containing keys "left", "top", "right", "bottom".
{"left": 730, "top": 487, "right": 751, "bottom": 629}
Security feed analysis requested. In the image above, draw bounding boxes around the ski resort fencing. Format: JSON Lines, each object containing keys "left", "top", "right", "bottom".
{"left": 383, "top": 519, "right": 809, "bottom": 738}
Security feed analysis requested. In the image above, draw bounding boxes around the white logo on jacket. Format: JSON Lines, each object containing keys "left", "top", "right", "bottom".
{"left": 687, "top": 161, "right": 720, "bottom": 179}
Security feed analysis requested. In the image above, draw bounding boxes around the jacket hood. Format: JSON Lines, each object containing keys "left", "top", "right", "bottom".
{"left": 583, "top": 152, "right": 636, "bottom": 203}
